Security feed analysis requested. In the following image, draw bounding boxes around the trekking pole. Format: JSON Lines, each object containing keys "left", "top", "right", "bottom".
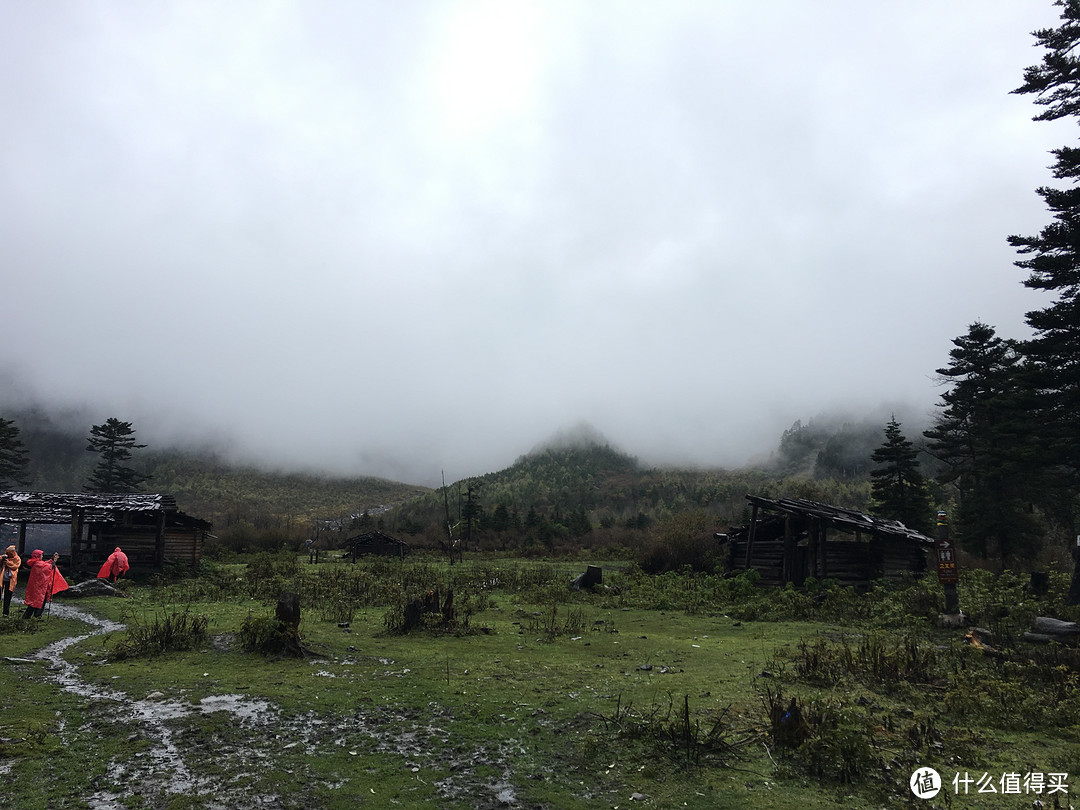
{"left": 44, "top": 556, "right": 58, "bottom": 621}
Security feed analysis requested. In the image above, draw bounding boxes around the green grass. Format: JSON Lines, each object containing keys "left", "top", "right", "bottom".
{"left": 0, "top": 556, "right": 1076, "bottom": 808}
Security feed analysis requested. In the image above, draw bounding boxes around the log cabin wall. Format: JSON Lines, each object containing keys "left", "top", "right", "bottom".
{"left": 723, "top": 495, "right": 933, "bottom": 589}
{"left": 347, "top": 530, "right": 410, "bottom": 559}
{"left": 87, "top": 519, "right": 207, "bottom": 569}
{"left": 729, "top": 534, "right": 921, "bottom": 589}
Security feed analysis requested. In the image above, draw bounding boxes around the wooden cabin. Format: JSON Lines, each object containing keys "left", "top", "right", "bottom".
{"left": 0, "top": 491, "right": 212, "bottom": 573}
{"left": 720, "top": 495, "right": 933, "bottom": 589}
{"left": 346, "top": 530, "right": 410, "bottom": 560}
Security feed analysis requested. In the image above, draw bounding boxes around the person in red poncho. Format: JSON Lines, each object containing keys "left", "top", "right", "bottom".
{"left": 97, "top": 547, "right": 130, "bottom": 582}
{"left": 22, "top": 549, "right": 69, "bottom": 619}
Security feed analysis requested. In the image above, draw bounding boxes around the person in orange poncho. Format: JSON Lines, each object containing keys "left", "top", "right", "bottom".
{"left": 97, "top": 547, "right": 130, "bottom": 582}
{"left": 2, "top": 545, "right": 20, "bottom": 616}
{"left": 22, "top": 549, "right": 69, "bottom": 619}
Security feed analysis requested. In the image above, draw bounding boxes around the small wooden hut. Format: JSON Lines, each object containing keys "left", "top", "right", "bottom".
{"left": 0, "top": 491, "right": 212, "bottom": 572}
{"left": 346, "top": 530, "right": 410, "bottom": 560}
{"left": 720, "top": 495, "right": 933, "bottom": 589}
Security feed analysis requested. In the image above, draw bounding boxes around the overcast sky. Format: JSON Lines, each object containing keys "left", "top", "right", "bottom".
{"left": 0, "top": 1, "right": 1068, "bottom": 485}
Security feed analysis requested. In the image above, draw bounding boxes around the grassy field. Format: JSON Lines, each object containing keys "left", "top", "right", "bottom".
{"left": 0, "top": 555, "right": 1077, "bottom": 809}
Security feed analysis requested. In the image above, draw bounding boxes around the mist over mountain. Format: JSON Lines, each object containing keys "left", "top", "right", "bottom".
{"left": 0, "top": 389, "right": 926, "bottom": 494}
{"left": 524, "top": 421, "right": 629, "bottom": 458}
{"left": 0, "top": 391, "right": 922, "bottom": 551}
{"left": 2, "top": 364, "right": 931, "bottom": 489}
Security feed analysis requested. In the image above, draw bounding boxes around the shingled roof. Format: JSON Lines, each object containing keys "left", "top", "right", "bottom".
{"left": 0, "top": 491, "right": 181, "bottom": 524}
{"left": 745, "top": 495, "right": 935, "bottom": 546}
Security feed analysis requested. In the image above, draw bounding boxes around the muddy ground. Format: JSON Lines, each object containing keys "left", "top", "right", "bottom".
{"left": 18, "top": 605, "right": 527, "bottom": 809}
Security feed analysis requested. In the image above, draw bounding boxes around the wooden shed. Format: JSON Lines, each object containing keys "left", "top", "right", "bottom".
{"left": 0, "top": 491, "right": 212, "bottom": 572}
{"left": 346, "top": 530, "right": 410, "bottom": 560}
{"left": 720, "top": 495, "right": 933, "bottom": 589}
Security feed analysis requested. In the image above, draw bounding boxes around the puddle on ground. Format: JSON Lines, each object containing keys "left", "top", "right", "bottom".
{"left": 198, "top": 693, "right": 273, "bottom": 721}
{"left": 23, "top": 603, "right": 523, "bottom": 808}
{"left": 29, "top": 604, "right": 280, "bottom": 809}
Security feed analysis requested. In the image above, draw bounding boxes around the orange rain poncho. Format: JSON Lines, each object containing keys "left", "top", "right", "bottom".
{"left": 2, "top": 545, "right": 20, "bottom": 592}
{"left": 97, "top": 547, "right": 130, "bottom": 581}
{"left": 23, "top": 550, "right": 69, "bottom": 610}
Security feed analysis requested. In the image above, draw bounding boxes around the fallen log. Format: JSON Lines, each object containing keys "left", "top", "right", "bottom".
{"left": 1023, "top": 616, "right": 1079, "bottom": 646}
{"left": 60, "top": 579, "right": 127, "bottom": 598}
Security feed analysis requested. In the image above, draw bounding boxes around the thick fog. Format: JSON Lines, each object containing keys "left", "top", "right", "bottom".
{"left": 0, "top": 2, "right": 1066, "bottom": 484}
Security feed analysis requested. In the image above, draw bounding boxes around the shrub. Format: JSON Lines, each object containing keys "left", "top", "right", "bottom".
{"left": 107, "top": 608, "right": 208, "bottom": 660}
{"left": 634, "top": 511, "right": 724, "bottom": 574}
{"left": 0, "top": 617, "right": 46, "bottom": 636}
{"left": 240, "top": 614, "right": 302, "bottom": 655}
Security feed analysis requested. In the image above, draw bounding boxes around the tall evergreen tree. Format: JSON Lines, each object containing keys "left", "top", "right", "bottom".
{"left": 85, "top": 418, "right": 149, "bottom": 493}
{"left": 869, "top": 417, "right": 932, "bottom": 533}
{"left": 0, "top": 417, "right": 30, "bottom": 488}
{"left": 1009, "top": 1, "right": 1080, "bottom": 481}
{"left": 924, "top": 323, "right": 1041, "bottom": 567}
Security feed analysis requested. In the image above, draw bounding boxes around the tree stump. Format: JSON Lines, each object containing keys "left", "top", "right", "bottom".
{"left": 1028, "top": 571, "right": 1049, "bottom": 597}
{"left": 276, "top": 591, "right": 301, "bottom": 630}
{"left": 571, "top": 565, "right": 603, "bottom": 591}
{"left": 275, "top": 592, "right": 305, "bottom": 655}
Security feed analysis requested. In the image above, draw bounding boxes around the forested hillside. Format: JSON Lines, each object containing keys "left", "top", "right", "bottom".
{"left": 1, "top": 405, "right": 429, "bottom": 532}
{"left": 382, "top": 437, "right": 873, "bottom": 556}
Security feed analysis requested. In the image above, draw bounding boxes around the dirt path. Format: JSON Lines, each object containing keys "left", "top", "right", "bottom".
{"left": 26, "top": 604, "right": 523, "bottom": 808}
{"left": 31, "top": 604, "right": 278, "bottom": 809}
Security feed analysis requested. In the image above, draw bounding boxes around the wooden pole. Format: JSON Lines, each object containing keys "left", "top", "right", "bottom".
{"left": 743, "top": 501, "right": 759, "bottom": 569}
{"left": 155, "top": 508, "right": 166, "bottom": 569}
{"left": 819, "top": 522, "right": 828, "bottom": 580}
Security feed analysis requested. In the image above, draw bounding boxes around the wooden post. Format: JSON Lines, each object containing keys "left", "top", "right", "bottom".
{"left": 69, "top": 507, "right": 78, "bottom": 567}
{"left": 155, "top": 508, "right": 166, "bottom": 569}
{"left": 819, "top": 522, "right": 828, "bottom": 580}
{"left": 782, "top": 516, "right": 795, "bottom": 584}
{"left": 743, "top": 501, "right": 759, "bottom": 569}
{"left": 70, "top": 507, "right": 84, "bottom": 567}
{"left": 1069, "top": 536, "right": 1080, "bottom": 606}
{"left": 857, "top": 530, "right": 871, "bottom": 590}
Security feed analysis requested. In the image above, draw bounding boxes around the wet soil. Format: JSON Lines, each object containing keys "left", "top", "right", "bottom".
{"left": 26, "top": 604, "right": 523, "bottom": 808}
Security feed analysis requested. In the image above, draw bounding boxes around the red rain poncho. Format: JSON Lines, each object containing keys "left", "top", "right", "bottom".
{"left": 23, "top": 550, "right": 69, "bottom": 610}
{"left": 97, "top": 547, "right": 130, "bottom": 581}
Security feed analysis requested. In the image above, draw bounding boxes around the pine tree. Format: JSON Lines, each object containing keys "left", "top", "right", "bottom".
{"left": 869, "top": 418, "right": 932, "bottom": 533}
{"left": 85, "top": 418, "right": 149, "bottom": 493}
{"left": 924, "top": 324, "right": 1041, "bottom": 567}
{"left": 0, "top": 417, "right": 30, "bottom": 488}
{"left": 1009, "top": 2, "right": 1080, "bottom": 480}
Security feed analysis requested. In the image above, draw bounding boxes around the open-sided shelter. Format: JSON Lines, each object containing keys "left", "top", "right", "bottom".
{"left": 720, "top": 495, "right": 933, "bottom": 589}
{"left": 0, "top": 491, "right": 212, "bottom": 572}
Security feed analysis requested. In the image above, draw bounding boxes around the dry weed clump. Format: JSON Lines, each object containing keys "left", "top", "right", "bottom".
{"left": 594, "top": 693, "right": 756, "bottom": 770}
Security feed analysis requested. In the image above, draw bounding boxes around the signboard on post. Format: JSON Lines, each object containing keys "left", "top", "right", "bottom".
{"left": 936, "top": 510, "right": 960, "bottom": 614}
{"left": 935, "top": 510, "right": 958, "bottom": 585}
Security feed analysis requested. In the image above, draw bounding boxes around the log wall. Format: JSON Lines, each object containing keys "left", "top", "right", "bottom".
{"left": 729, "top": 536, "right": 926, "bottom": 588}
